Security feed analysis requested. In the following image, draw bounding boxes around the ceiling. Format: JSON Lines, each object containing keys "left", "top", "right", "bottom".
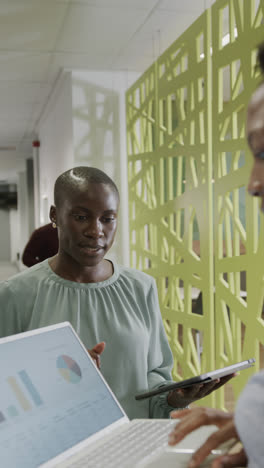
{"left": 0, "top": 0, "right": 214, "bottom": 183}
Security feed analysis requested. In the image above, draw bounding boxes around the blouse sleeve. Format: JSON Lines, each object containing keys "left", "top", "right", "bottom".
{"left": 146, "top": 279, "right": 176, "bottom": 418}
{"left": 0, "top": 280, "right": 23, "bottom": 338}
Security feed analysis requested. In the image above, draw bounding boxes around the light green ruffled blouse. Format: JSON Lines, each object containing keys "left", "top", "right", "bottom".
{"left": 0, "top": 259, "right": 175, "bottom": 419}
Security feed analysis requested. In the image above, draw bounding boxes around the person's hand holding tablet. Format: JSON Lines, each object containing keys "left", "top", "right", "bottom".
{"left": 135, "top": 359, "right": 255, "bottom": 406}
{"left": 166, "top": 374, "right": 235, "bottom": 408}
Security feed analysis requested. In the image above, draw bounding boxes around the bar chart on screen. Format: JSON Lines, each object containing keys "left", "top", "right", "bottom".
{"left": 2, "top": 370, "right": 44, "bottom": 419}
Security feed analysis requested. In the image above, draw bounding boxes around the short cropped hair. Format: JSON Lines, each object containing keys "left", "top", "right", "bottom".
{"left": 54, "top": 166, "right": 119, "bottom": 207}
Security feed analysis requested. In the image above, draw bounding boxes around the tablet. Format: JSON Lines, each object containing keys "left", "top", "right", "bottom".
{"left": 135, "top": 358, "right": 255, "bottom": 400}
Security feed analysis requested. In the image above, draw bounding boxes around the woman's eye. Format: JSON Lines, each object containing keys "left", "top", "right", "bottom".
{"left": 74, "top": 215, "right": 87, "bottom": 221}
{"left": 103, "top": 217, "right": 115, "bottom": 222}
{"left": 255, "top": 151, "right": 264, "bottom": 160}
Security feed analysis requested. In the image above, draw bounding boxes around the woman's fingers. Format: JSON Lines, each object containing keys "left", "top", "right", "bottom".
{"left": 178, "top": 383, "right": 204, "bottom": 398}
{"left": 168, "top": 374, "right": 236, "bottom": 407}
{"left": 87, "top": 342, "right": 106, "bottom": 369}
{"left": 207, "top": 374, "right": 236, "bottom": 393}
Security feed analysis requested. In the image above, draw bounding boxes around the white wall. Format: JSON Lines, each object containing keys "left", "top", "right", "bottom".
{"left": 0, "top": 152, "right": 26, "bottom": 264}
{"left": 72, "top": 70, "right": 139, "bottom": 266}
{"left": 2, "top": 152, "right": 36, "bottom": 265}
{"left": 9, "top": 208, "right": 19, "bottom": 263}
{"left": 0, "top": 209, "right": 11, "bottom": 261}
{"left": 4, "top": 73, "right": 73, "bottom": 264}
{"left": 37, "top": 71, "right": 74, "bottom": 224}
{"left": 17, "top": 171, "right": 29, "bottom": 266}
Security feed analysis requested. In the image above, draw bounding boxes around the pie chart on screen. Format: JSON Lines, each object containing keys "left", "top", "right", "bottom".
{"left": 57, "top": 355, "right": 82, "bottom": 384}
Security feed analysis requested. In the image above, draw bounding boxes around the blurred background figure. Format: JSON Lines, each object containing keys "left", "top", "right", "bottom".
{"left": 22, "top": 222, "right": 59, "bottom": 267}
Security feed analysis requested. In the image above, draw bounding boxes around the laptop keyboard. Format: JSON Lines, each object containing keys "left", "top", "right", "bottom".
{"left": 65, "top": 419, "right": 175, "bottom": 468}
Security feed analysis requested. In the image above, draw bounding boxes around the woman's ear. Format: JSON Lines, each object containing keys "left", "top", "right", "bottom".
{"left": 49, "top": 205, "right": 57, "bottom": 227}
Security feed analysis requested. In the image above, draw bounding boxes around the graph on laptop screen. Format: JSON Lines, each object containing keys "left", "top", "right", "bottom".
{"left": 0, "top": 326, "right": 124, "bottom": 468}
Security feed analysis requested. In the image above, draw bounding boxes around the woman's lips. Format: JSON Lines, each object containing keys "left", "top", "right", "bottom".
{"left": 79, "top": 244, "right": 103, "bottom": 253}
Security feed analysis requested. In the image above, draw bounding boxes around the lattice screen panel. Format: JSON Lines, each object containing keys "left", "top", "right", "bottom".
{"left": 212, "top": 0, "right": 264, "bottom": 408}
{"left": 126, "top": 0, "right": 264, "bottom": 409}
{"left": 127, "top": 11, "right": 216, "bottom": 407}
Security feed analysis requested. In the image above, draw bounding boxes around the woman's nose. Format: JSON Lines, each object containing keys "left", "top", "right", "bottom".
{"left": 84, "top": 220, "right": 103, "bottom": 237}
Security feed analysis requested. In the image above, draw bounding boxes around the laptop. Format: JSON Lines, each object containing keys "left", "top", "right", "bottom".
{"left": 0, "top": 322, "right": 230, "bottom": 468}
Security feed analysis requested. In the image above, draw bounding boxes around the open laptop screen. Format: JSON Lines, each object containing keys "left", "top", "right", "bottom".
{"left": 0, "top": 324, "right": 124, "bottom": 468}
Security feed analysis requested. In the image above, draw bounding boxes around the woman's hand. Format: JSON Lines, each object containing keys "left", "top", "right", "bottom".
{"left": 87, "top": 342, "right": 105, "bottom": 369}
{"left": 168, "top": 407, "right": 247, "bottom": 467}
{"left": 167, "top": 374, "right": 234, "bottom": 408}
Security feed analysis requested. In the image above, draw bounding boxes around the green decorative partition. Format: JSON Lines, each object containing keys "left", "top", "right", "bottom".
{"left": 126, "top": 0, "right": 264, "bottom": 409}
{"left": 212, "top": 0, "right": 264, "bottom": 407}
{"left": 126, "top": 10, "right": 216, "bottom": 407}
